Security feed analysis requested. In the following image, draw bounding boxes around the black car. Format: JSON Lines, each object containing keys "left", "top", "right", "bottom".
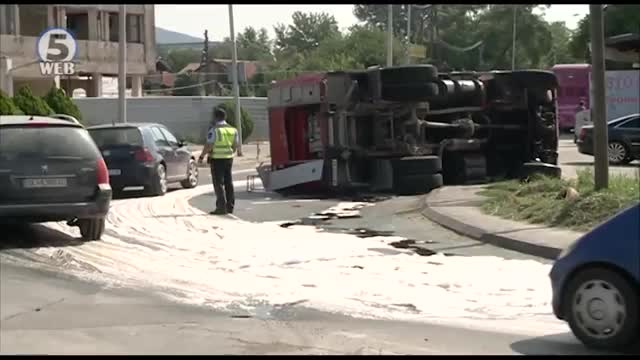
{"left": 577, "top": 113, "right": 640, "bottom": 165}
{"left": 0, "top": 115, "right": 112, "bottom": 240}
{"left": 87, "top": 123, "right": 199, "bottom": 196}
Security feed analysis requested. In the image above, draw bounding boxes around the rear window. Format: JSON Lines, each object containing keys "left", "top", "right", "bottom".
{"left": 89, "top": 128, "right": 144, "bottom": 148}
{"left": 0, "top": 125, "right": 100, "bottom": 161}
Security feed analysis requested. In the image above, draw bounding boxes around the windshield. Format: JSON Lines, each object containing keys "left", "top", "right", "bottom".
{"left": 0, "top": 125, "right": 100, "bottom": 161}
{"left": 89, "top": 128, "right": 144, "bottom": 148}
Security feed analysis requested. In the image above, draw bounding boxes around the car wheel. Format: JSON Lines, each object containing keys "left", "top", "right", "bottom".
{"left": 608, "top": 141, "right": 630, "bottom": 165}
{"left": 180, "top": 159, "right": 199, "bottom": 189}
{"left": 392, "top": 155, "right": 442, "bottom": 176}
{"left": 146, "top": 163, "right": 168, "bottom": 196}
{"left": 78, "top": 218, "right": 106, "bottom": 241}
{"left": 563, "top": 267, "right": 639, "bottom": 350}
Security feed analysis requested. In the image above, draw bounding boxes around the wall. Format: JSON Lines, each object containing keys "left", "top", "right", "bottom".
{"left": 73, "top": 96, "right": 269, "bottom": 142}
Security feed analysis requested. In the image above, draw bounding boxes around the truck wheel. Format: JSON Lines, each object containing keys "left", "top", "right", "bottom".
{"left": 392, "top": 156, "right": 442, "bottom": 176}
{"left": 381, "top": 82, "right": 439, "bottom": 101}
{"left": 78, "top": 218, "right": 106, "bottom": 241}
{"left": 394, "top": 173, "right": 443, "bottom": 196}
{"left": 380, "top": 65, "right": 438, "bottom": 84}
{"left": 519, "top": 162, "right": 561, "bottom": 179}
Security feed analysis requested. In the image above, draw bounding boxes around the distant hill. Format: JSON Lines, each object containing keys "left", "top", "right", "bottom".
{"left": 155, "top": 27, "right": 204, "bottom": 44}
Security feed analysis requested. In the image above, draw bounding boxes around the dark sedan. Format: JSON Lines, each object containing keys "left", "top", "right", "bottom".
{"left": 87, "top": 123, "right": 199, "bottom": 196}
{"left": 577, "top": 113, "right": 640, "bottom": 165}
{"left": 0, "top": 115, "right": 112, "bottom": 240}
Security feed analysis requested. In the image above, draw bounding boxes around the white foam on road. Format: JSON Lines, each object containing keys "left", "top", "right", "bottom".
{"left": 17, "top": 184, "right": 566, "bottom": 336}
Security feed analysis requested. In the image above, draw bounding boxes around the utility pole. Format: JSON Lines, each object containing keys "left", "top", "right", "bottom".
{"left": 387, "top": 4, "right": 393, "bottom": 67}
{"left": 228, "top": 4, "right": 243, "bottom": 156}
{"left": 512, "top": 5, "right": 517, "bottom": 70}
{"left": 406, "top": 4, "right": 411, "bottom": 65}
{"left": 117, "top": 4, "right": 127, "bottom": 125}
{"left": 590, "top": 4, "right": 609, "bottom": 189}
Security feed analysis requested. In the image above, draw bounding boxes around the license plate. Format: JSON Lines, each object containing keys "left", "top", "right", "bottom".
{"left": 23, "top": 178, "right": 68, "bottom": 188}
{"left": 109, "top": 169, "right": 121, "bottom": 176}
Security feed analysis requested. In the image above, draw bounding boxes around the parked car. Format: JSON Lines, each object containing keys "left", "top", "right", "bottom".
{"left": 550, "top": 203, "right": 639, "bottom": 350}
{"left": 0, "top": 115, "right": 112, "bottom": 240}
{"left": 577, "top": 113, "right": 640, "bottom": 165}
{"left": 87, "top": 123, "right": 199, "bottom": 196}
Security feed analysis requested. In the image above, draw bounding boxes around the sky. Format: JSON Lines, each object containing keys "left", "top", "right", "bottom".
{"left": 155, "top": 4, "right": 590, "bottom": 42}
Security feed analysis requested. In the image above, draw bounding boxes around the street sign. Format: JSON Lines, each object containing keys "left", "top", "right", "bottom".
{"left": 408, "top": 44, "right": 426, "bottom": 59}
{"left": 37, "top": 27, "right": 77, "bottom": 76}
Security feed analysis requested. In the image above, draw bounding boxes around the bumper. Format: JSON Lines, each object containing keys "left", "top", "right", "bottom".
{"left": 549, "top": 256, "right": 575, "bottom": 320}
{"left": 108, "top": 163, "right": 156, "bottom": 189}
{"left": 0, "top": 184, "right": 112, "bottom": 221}
{"left": 576, "top": 141, "right": 594, "bottom": 156}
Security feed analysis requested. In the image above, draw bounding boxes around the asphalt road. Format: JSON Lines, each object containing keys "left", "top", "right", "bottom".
{"left": 557, "top": 136, "right": 640, "bottom": 179}
{"left": 0, "top": 261, "right": 610, "bottom": 355}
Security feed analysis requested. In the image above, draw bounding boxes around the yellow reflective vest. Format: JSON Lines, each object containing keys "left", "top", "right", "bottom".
{"left": 210, "top": 125, "right": 237, "bottom": 159}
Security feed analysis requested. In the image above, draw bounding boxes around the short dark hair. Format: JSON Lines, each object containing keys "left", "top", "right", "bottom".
{"left": 214, "top": 107, "right": 226, "bottom": 120}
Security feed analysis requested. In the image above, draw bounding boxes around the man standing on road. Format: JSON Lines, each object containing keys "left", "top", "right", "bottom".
{"left": 198, "top": 107, "right": 240, "bottom": 215}
{"left": 574, "top": 99, "right": 590, "bottom": 143}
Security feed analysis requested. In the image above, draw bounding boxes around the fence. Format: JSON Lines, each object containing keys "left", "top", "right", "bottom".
{"left": 73, "top": 96, "right": 269, "bottom": 143}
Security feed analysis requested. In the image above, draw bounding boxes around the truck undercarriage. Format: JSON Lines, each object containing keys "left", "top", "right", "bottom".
{"left": 261, "top": 65, "right": 560, "bottom": 196}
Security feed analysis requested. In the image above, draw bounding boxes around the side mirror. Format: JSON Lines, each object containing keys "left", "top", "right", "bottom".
{"left": 178, "top": 139, "right": 187, "bottom": 148}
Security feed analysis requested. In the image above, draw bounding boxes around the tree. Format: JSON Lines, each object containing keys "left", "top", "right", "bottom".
{"left": 543, "top": 21, "right": 578, "bottom": 67}
{"left": 44, "top": 87, "right": 83, "bottom": 122}
{"left": 569, "top": 5, "right": 640, "bottom": 62}
{"left": 173, "top": 73, "right": 201, "bottom": 96}
{"left": 236, "top": 27, "right": 273, "bottom": 61}
{"left": 13, "top": 86, "right": 53, "bottom": 116}
{"left": 218, "top": 101, "right": 254, "bottom": 143}
{"left": 0, "top": 91, "right": 22, "bottom": 115}
{"left": 274, "top": 11, "right": 341, "bottom": 56}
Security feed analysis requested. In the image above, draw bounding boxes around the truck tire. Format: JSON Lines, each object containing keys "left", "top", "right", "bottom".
{"left": 392, "top": 156, "right": 442, "bottom": 176}
{"left": 519, "top": 162, "right": 561, "bottom": 179}
{"left": 394, "top": 173, "right": 443, "bottom": 196}
{"left": 380, "top": 65, "right": 439, "bottom": 85}
{"left": 381, "top": 82, "right": 439, "bottom": 101}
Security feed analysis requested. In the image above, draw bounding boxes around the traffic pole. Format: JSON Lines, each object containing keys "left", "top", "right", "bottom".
{"left": 406, "top": 4, "right": 411, "bottom": 65}
{"left": 590, "top": 4, "right": 609, "bottom": 190}
{"left": 387, "top": 4, "right": 393, "bottom": 67}
{"left": 228, "top": 4, "right": 243, "bottom": 156}
{"left": 118, "top": 4, "right": 127, "bottom": 125}
{"left": 511, "top": 5, "right": 517, "bottom": 70}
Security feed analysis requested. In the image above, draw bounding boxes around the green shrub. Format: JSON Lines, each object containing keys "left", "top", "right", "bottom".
{"left": 44, "top": 87, "right": 83, "bottom": 122}
{"left": 218, "top": 101, "right": 254, "bottom": 143}
{"left": 13, "top": 86, "right": 53, "bottom": 116}
{"left": 0, "top": 91, "right": 22, "bottom": 115}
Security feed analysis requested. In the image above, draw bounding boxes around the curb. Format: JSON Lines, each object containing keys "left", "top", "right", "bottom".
{"left": 420, "top": 193, "right": 562, "bottom": 260}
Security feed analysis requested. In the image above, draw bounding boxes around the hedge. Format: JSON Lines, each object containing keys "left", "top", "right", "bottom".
{"left": 13, "top": 86, "right": 54, "bottom": 116}
{"left": 0, "top": 91, "right": 22, "bottom": 115}
{"left": 44, "top": 87, "right": 83, "bottom": 122}
{"left": 218, "top": 101, "right": 254, "bottom": 143}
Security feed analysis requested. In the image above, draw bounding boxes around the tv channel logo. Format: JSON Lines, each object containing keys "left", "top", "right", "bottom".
{"left": 37, "top": 28, "right": 77, "bottom": 76}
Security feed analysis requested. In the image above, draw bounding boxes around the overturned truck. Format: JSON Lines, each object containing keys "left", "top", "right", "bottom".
{"left": 259, "top": 65, "right": 560, "bottom": 195}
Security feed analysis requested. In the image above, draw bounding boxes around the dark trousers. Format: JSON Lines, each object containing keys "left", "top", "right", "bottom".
{"left": 210, "top": 158, "right": 235, "bottom": 212}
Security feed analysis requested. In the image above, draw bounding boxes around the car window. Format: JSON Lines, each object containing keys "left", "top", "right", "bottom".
{"left": 150, "top": 127, "right": 170, "bottom": 147}
{"left": 159, "top": 127, "right": 179, "bottom": 147}
{"left": 0, "top": 125, "right": 100, "bottom": 161}
{"left": 89, "top": 128, "right": 144, "bottom": 148}
{"left": 618, "top": 117, "right": 640, "bottom": 129}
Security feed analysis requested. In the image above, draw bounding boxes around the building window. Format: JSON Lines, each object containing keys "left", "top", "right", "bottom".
{"left": 108, "top": 12, "right": 118, "bottom": 42}
{"left": 66, "top": 13, "right": 89, "bottom": 40}
{"left": 126, "top": 14, "right": 142, "bottom": 43}
{"left": 18, "top": 5, "right": 48, "bottom": 37}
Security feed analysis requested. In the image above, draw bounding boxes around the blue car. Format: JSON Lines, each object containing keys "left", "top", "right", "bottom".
{"left": 550, "top": 203, "right": 640, "bottom": 350}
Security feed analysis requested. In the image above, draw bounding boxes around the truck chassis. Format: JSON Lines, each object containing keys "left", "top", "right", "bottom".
{"left": 261, "top": 64, "right": 560, "bottom": 195}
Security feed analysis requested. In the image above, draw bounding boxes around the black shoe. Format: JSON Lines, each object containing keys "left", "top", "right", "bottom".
{"left": 226, "top": 208, "right": 234, "bottom": 214}
{"left": 209, "top": 209, "right": 227, "bottom": 215}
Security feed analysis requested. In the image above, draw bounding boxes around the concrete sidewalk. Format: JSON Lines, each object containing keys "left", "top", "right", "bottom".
{"left": 421, "top": 185, "right": 585, "bottom": 260}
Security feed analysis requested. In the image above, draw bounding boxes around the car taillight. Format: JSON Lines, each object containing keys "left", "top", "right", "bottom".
{"left": 134, "top": 147, "right": 154, "bottom": 162}
{"left": 579, "top": 128, "right": 587, "bottom": 141}
{"left": 96, "top": 157, "right": 109, "bottom": 185}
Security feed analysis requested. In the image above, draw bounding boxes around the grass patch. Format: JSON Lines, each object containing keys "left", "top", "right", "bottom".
{"left": 479, "top": 168, "right": 639, "bottom": 232}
